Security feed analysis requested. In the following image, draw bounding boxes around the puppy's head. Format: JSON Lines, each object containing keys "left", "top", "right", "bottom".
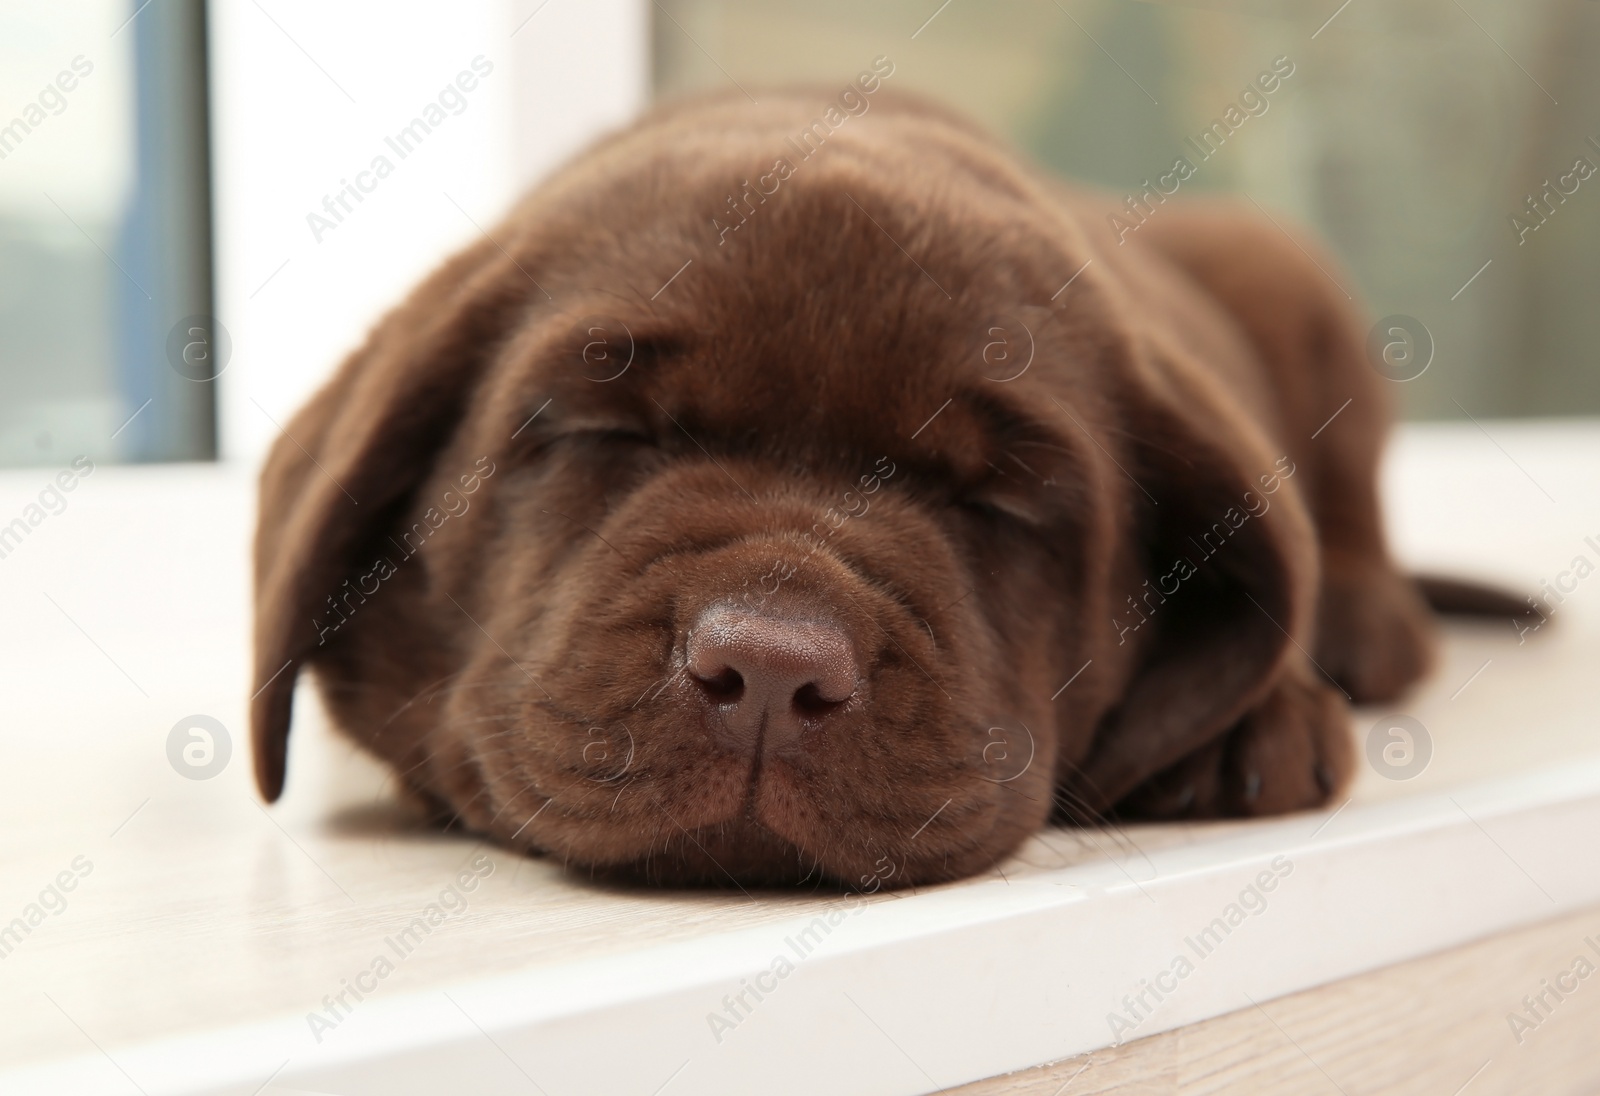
{"left": 253, "top": 93, "right": 1307, "bottom": 888}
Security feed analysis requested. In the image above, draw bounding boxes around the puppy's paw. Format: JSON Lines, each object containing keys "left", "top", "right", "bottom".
{"left": 1316, "top": 555, "right": 1437, "bottom": 704}
{"left": 1114, "top": 736, "right": 1227, "bottom": 819}
{"left": 1215, "top": 669, "right": 1352, "bottom": 816}
{"left": 1117, "top": 668, "right": 1353, "bottom": 820}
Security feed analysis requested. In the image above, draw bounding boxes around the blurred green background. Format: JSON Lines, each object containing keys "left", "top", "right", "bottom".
{"left": 653, "top": 0, "right": 1600, "bottom": 421}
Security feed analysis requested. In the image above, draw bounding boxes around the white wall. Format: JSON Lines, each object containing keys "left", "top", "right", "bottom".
{"left": 209, "top": 0, "right": 648, "bottom": 465}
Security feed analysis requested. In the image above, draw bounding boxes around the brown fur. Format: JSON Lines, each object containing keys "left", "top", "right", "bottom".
{"left": 251, "top": 89, "right": 1438, "bottom": 889}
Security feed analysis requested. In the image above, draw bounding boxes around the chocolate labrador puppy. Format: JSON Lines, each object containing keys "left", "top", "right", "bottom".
{"left": 252, "top": 86, "right": 1454, "bottom": 888}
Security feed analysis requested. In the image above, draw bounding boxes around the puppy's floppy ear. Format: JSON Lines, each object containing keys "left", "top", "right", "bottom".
{"left": 251, "top": 238, "right": 521, "bottom": 801}
{"left": 1062, "top": 343, "right": 1320, "bottom": 816}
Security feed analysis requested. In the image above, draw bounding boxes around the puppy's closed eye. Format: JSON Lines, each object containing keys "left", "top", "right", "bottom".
{"left": 951, "top": 492, "right": 1032, "bottom": 534}
{"left": 509, "top": 422, "right": 657, "bottom": 465}
{"left": 562, "top": 427, "right": 658, "bottom": 450}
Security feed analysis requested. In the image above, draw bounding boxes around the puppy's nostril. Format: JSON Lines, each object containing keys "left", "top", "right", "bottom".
{"left": 792, "top": 681, "right": 845, "bottom": 716}
{"left": 693, "top": 666, "right": 745, "bottom": 700}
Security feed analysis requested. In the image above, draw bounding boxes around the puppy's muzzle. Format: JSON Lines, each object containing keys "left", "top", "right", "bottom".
{"left": 685, "top": 603, "right": 860, "bottom": 757}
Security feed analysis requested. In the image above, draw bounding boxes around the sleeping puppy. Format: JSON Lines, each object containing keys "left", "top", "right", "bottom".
{"left": 252, "top": 88, "right": 1446, "bottom": 889}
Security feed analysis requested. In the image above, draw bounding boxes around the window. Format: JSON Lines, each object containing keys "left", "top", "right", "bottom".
{"left": 0, "top": 0, "right": 215, "bottom": 467}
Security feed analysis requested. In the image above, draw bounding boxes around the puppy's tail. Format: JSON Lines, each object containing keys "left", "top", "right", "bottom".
{"left": 1414, "top": 574, "right": 1540, "bottom": 620}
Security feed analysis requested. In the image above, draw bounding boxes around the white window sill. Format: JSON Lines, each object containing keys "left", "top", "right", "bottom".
{"left": 0, "top": 420, "right": 1595, "bottom": 1095}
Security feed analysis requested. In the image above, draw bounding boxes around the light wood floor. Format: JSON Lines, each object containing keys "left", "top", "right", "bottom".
{"left": 948, "top": 904, "right": 1600, "bottom": 1095}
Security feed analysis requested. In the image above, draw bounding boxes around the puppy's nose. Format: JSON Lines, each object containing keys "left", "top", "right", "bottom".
{"left": 686, "top": 605, "right": 858, "bottom": 754}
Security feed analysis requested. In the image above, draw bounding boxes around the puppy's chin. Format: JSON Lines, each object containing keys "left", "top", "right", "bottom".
{"left": 576, "top": 793, "right": 1015, "bottom": 890}
{"left": 542, "top": 795, "right": 1017, "bottom": 891}
{"left": 493, "top": 745, "right": 1032, "bottom": 891}
{"left": 582, "top": 820, "right": 821, "bottom": 889}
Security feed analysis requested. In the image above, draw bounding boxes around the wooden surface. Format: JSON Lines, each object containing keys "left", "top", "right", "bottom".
{"left": 0, "top": 420, "right": 1597, "bottom": 1094}
{"left": 947, "top": 904, "right": 1600, "bottom": 1096}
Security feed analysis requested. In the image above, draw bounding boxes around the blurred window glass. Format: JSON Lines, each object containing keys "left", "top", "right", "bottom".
{"left": 0, "top": 0, "right": 214, "bottom": 467}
